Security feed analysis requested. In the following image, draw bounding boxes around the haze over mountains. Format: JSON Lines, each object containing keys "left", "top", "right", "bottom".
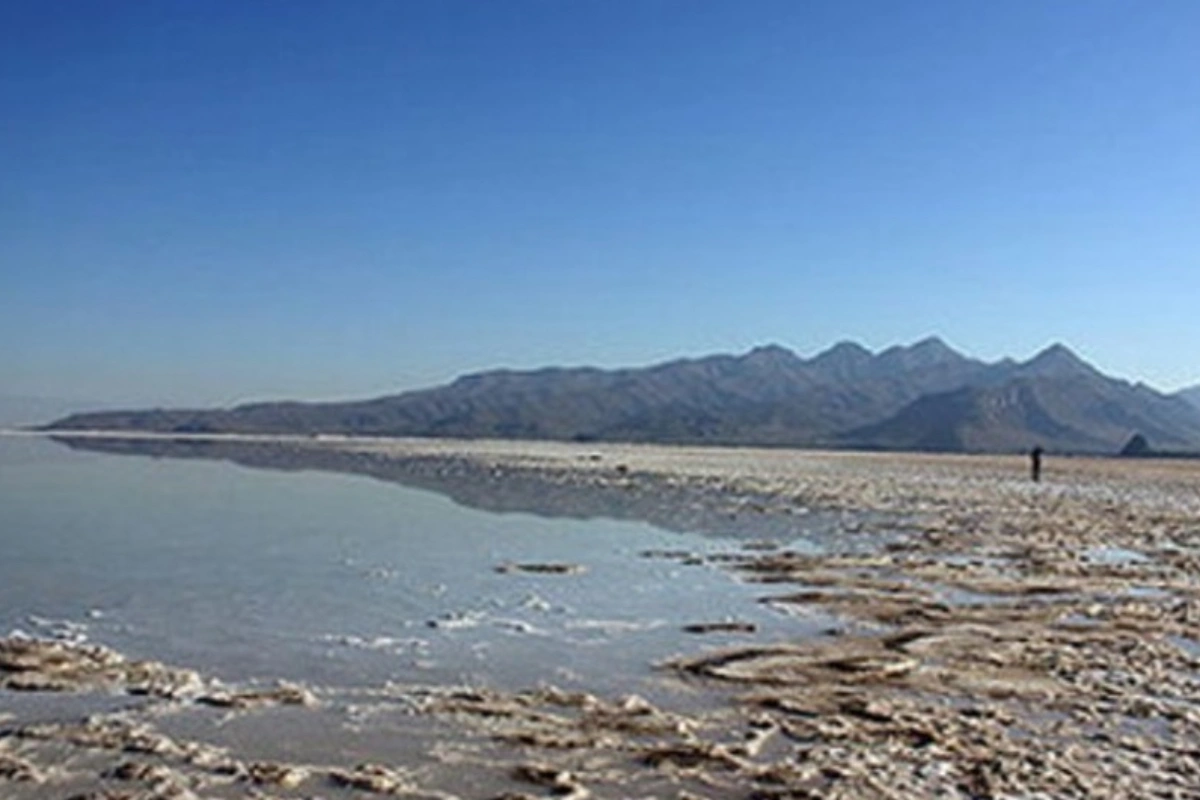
{"left": 45, "top": 339, "right": 1200, "bottom": 454}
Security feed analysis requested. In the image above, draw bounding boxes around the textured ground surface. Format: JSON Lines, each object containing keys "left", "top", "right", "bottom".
{"left": 3, "top": 436, "right": 1199, "bottom": 799}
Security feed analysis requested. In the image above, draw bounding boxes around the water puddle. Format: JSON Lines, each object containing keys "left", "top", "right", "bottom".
{"left": 1083, "top": 546, "right": 1151, "bottom": 566}
{"left": 1170, "top": 635, "right": 1200, "bottom": 659}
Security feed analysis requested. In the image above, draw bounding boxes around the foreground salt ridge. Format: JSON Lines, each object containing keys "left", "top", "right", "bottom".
{"left": 4, "top": 440, "right": 1200, "bottom": 799}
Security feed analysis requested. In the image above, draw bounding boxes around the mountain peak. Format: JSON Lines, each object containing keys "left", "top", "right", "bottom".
{"left": 909, "top": 335, "right": 956, "bottom": 357}
{"left": 1022, "top": 343, "right": 1098, "bottom": 377}
{"left": 738, "top": 343, "right": 801, "bottom": 372}
{"left": 807, "top": 341, "right": 875, "bottom": 382}
{"left": 1035, "top": 342, "right": 1075, "bottom": 358}
{"left": 813, "top": 340, "right": 873, "bottom": 362}
{"left": 904, "top": 335, "right": 965, "bottom": 364}
{"left": 744, "top": 343, "right": 796, "bottom": 361}
{"left": 876, "top": 336, "right": 967, "bottom": 371}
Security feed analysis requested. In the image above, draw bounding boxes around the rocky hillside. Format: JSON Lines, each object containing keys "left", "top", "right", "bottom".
{"left": 1177, "top": 385, "right": 1200, "bottom": 412}
{"left": 46, "top": 339, "right": 1200, "bottom": 454}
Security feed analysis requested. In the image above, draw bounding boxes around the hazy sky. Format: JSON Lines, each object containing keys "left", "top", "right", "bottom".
{"left": 3, "top": 1, "right": 1199, "bottom": 407}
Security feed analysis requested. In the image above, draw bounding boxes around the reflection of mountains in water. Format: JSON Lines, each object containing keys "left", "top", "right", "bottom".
{"left": 52, "top": 437, "right": 886, "bottom": 548}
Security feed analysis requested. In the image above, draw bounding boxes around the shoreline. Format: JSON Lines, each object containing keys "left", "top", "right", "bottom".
{"left": 6, "top": 422, "right": 1195, "bottom": 451}
{"left": 3, "top": 435, "right": 1200, "bottom": 797}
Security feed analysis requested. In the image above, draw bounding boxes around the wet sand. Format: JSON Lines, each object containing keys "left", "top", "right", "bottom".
{"left": 4, "top": 435, "right": 1200, "bottom": 798}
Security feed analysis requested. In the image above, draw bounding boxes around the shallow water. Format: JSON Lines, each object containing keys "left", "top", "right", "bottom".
{"left": 0, "top": 436, "right": 835, "bottom": 695}
{"left": 1083, "top": 545, "right": 1151, "bottom": 566}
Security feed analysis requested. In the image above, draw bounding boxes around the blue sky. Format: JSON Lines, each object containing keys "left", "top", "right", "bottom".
{"left": 3, "top": 0, "right": 1199, "bottom": 407}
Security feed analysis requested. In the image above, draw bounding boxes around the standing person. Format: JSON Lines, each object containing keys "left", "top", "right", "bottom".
{"left": 1030, "top": 446, "right": 1044, "bottom": 483}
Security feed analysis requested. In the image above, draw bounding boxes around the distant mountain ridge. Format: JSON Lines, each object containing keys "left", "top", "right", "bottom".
{"left": 45, "top": 339, "right": 1200, "bottom": 454}
{"left": 0, "top": 395, "right": 114, "bottom": 428}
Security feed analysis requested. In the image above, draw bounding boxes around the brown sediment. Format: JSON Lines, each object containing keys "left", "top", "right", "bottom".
{"left": 328, "top": 763, "right": 415, "bottom": 794}
{"left": 509, "top": 762, "right": 589, "bottom": 798}
{"left": 369, "top": 442, "right": 1200, "bottom": 798}
{"left": 245, "top": 760, "right": 309, "bottom": 788}
{"left": 0, "top": 639, "right": 202, "bottom": 698}
{"left": 668, "top": 642, "right": 921, "bottom": 686}
{"left": 0, "top": 750, "right": 43, "bottom": 783}
{"left": 196, "top": 683, "right": 318, "bottom": 709}
{"left": 1, "top": 707, "right": 458, "bottom": 798}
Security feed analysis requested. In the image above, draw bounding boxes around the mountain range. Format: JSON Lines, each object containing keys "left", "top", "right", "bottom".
{"left": 44, "top": 338, "right": 1200, "bottom": 454}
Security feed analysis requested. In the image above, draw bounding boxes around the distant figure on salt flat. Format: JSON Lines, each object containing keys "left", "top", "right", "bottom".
{"left": 1030, "top": 446, "right": 1044, "bottom": 483}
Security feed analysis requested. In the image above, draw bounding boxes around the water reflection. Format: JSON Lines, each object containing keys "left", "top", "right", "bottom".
{"left": 3, "top": 437, "right": 837, "bottom": 694}
{"left": 52, "top": 435, "right": 853, "bottom": 544}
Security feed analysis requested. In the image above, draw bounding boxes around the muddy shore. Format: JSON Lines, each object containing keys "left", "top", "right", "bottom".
{"left": 4, "top": 435, "right": 1200, "bottom": 798}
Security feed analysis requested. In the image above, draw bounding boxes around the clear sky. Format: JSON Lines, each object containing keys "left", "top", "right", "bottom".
{"left": 3, "top": 0, "right": 1199, "bottom": 407}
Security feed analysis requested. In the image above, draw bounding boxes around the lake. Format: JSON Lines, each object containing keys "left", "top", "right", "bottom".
{"left": 0, "top": 436, "right": 835, "bottom": 697}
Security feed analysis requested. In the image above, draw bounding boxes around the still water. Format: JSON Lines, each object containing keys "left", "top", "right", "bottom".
{"left": 0, "top": 436, "right": 831, "bottom": 695}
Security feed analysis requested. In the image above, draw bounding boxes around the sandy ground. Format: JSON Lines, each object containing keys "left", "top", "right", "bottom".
{"left": 3, "top": 434, "right": 1200, "bottom": 799}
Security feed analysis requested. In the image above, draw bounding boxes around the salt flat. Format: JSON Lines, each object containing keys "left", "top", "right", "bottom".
{"left": 3, "top": 434, "right": 1199, "bottom": 798}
